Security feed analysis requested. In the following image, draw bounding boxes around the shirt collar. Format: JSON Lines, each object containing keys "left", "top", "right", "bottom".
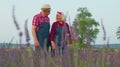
{"left": 40, "top": 12, "right": 48, "bottom": 18}
{"left": 56, "top": 21, "right": 65, "bottom": 25}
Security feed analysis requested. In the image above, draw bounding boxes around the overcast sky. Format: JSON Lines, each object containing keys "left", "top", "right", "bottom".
{"left": 0, "top": 0, "right": 120, "bottom": 44}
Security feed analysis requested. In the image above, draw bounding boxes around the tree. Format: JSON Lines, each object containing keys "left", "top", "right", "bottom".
{"left": 72, "top": 7, "right": 99, "bottom": 47}
{"left": 116, "top": 26, "right": 120, "bottom": 41}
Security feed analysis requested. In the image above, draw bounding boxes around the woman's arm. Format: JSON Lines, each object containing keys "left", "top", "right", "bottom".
{"left": 50, "top": 23, "right": 56, "bottom": 41}
{"left": 66, "top": 23, "right": 71, "bottom": 38}
{"left": 50, "top": 22, "right": 57, "bottom": 50}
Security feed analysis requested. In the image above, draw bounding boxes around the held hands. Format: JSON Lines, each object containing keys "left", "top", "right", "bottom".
{"left": 34, "top": 40, "right": 40, "bottom": 47}
{"left": 51, "top": 41, "right": 57, "bottom": 50}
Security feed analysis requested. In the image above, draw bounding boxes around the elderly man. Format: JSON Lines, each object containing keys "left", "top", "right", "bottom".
{"left": 32, "top": 4, "right": 51, "bottom": 51}
{"left": 32, "top": 4, "right": 51, "bottom": 67}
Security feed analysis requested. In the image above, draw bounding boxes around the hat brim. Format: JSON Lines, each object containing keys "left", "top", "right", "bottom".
{"left": 41, "top": 8, "right": 51, "bottom": 11}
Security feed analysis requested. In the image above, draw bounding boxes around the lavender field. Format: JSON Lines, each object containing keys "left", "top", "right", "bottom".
{"left": 0, "top": 45, "right": 120, "bottom": 67}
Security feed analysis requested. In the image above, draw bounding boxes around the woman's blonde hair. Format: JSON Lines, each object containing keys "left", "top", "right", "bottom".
{"left": 61, "top": 13, "right": 65, "bottom": 21}
{"left": 57, "top": 11, "right": 65, "bottom": 21}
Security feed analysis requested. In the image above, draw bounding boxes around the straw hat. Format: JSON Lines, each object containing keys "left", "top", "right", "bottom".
{"left": 41, "top": 4, "right": 51, "bottom": 10}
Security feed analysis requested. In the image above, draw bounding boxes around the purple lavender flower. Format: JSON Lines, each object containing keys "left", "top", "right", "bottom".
{"left": 19, "top": 31, "right": 23, "bottom": 37}
{"left": 24, "top": 19, "right": 30, "bottom": 46}
{"left": 12, "top": 5, "right": 20, "bottom": 30}
{"left": 101, "top": 19, "right": 106, "bottom": 41}
{"left": 19, "top": 31, "right": 23, "bottom": 45}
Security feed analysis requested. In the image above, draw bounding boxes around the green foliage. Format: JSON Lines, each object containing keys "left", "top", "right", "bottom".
{"left": 73, "top": 7, "right": 99, "bottom": 46}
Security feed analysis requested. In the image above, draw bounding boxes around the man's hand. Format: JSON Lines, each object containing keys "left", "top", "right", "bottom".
{"left": 51, "top": 41, "right": 57, "bottom": 50}
{"left": 34, "top": 40, "right": 40, "bottom": 47}
{"left": 32, "top": 25, "right": 40, "bottom": 47}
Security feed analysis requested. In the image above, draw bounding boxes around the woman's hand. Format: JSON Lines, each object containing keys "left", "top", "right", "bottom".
{"left": 51, "top": 41, "right": 57, "bottom": 50}
{"left": 34, "top": 40, "right": 40, "bottom": 47}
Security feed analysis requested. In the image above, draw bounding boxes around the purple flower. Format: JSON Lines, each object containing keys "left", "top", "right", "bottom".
{"left": 12, "top": 5, "right": 20, "bottom": 30}
{"left": 24, "top": 19, "right": 30, "bottom": 46}
{"left": 101, "top": 19, "right": 106, "bottom": 41}
{"left": 19, "top": 31, "right": 23, "bottom": 37}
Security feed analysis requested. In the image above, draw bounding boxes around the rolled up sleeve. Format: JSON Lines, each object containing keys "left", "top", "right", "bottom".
{"left": 32, "top": 15, "right": 38, "bottom": 26}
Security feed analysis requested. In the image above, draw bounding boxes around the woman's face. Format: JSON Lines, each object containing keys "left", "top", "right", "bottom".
{"left": 56, "top": 14, "right": 62, "bottom": 22}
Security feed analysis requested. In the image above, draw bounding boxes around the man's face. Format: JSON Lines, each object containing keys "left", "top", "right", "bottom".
{"left": 42, "top": 9, "right": 50, "bottom": 16}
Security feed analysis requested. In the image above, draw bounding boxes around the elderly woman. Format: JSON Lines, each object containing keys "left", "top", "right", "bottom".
{"left": 50, "top": 12, "right": 71, "bottom": 55}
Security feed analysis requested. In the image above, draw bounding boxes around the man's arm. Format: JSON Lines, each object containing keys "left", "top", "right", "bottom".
{"left": 32, "top": 25, "right": 40, "bottom": 46}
